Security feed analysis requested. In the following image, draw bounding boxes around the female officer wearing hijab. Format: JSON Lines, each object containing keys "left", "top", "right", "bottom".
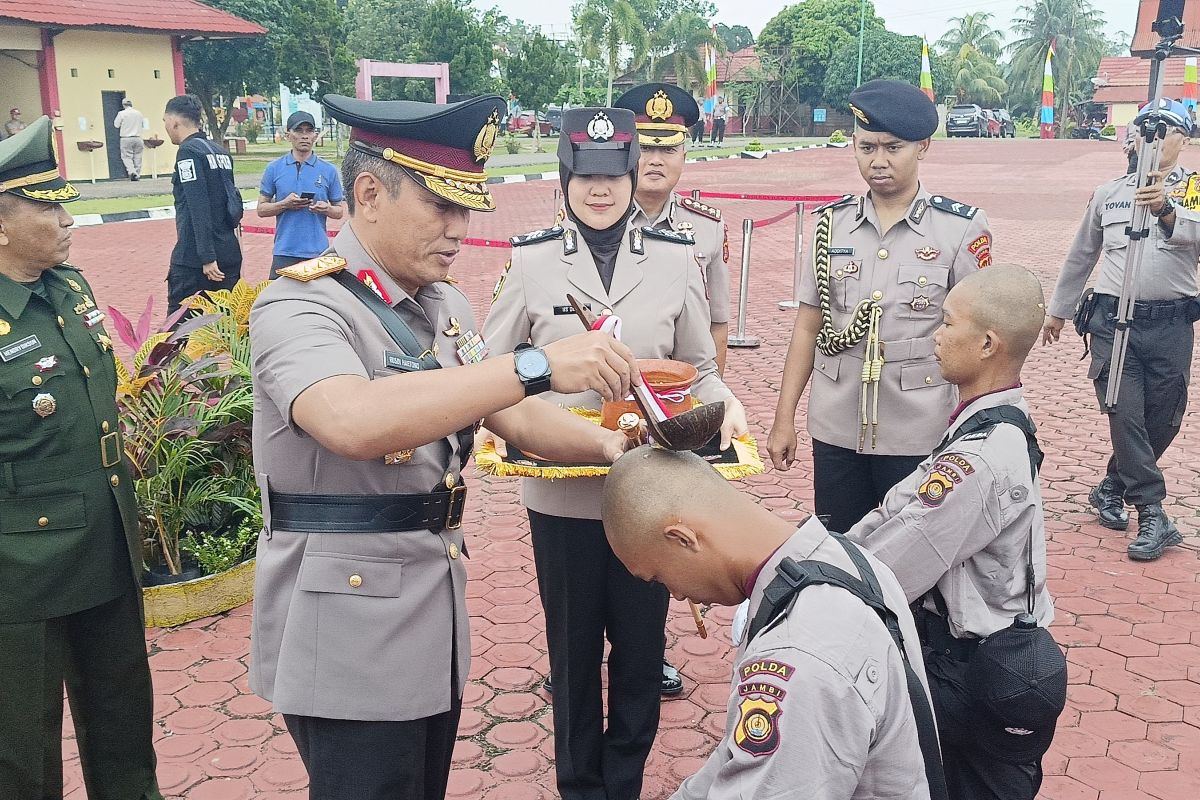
{"left": 484, "top": 107, "right": 748, "bottom": 800}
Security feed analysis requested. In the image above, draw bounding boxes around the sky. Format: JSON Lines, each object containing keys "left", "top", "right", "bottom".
{"left": 495, "top": 0, "right": 1137, "bottom": 47}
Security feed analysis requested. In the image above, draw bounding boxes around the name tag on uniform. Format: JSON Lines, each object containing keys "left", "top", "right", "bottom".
{"left": 554, "top": 304, "right": 589, "bottom": 315}
{"left": 0, "top": 335, "right": 40, "bottom": 362}
{"left": 829, "top": 247, "right": 855, "bottom": 256}
{"left": 385, "top": 351, "right": 423, "bottom": 372}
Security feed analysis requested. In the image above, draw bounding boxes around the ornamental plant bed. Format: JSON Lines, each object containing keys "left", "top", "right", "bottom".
{"left": 109, "top": 282, "right": 267, "bottom": 625}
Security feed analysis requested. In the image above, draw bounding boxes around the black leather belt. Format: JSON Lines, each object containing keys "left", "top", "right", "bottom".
{"left": 269, "top": 485, "right": 467, "bottom": 533}
{"left": 1096, "top": 294, "right": 1196, "bottom": 322}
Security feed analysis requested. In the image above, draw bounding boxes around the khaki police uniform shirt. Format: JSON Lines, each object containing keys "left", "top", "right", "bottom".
{"left": 1048, "top": 167, "right": 1200, "bottom": 319}
{"left": 631, "top": 197, "right": 731, "bottom": 324}
{"left": 674, "top": 517, "right": 932, "bottom": 800}
{"left": 249, "top": 224, "right": 477, "bottom": 722}
{"left": 484, "top": 220, "right": 733, "bottom": 520}
{"left": 846, "top": 388, "right": 1054, "bottom": 639}
{"left": 799, "top": 188, "right": 992, "bottom": 455}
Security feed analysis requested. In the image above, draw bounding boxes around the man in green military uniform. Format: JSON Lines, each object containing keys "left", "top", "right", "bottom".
{"left": 0, "top": 117, "right": 161, "bottom": 799}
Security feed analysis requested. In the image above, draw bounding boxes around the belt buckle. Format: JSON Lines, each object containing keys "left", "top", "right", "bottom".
{"left": 100, "top": 431, "right": 122, "bottom": 468}
{"left": 445, "top": 484, "right": 467, "bottom": 530}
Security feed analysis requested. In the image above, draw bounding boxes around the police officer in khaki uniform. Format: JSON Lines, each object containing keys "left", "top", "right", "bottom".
{"left": 0, "top": 117, "right": 162, "bottom": 800}
{"left": 1043, "top": 99, "right": 1200, "bottom": 562}
{"left": 249, "top": 95, "right": 644, "bottom": 800}
{"left": 485, "top": 107, "right": 748, "bottom": 800}
{"left": 849, "top": 266, "right": 1063, "bottom": 800}
{"left": 768, "top": 79, "right": 993, "bottom": 534}
{"left": 601, "top": 448, "right": 934, "bottom": 800}
{"left": 616, "top": 83, "right": 731, "bottom": 374}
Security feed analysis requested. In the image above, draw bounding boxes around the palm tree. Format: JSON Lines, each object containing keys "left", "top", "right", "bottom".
{"left": 1007, "top": 0, "right": 1108, "bottom": 130}
{"left": 575, "top": 0, "right": 651, "bottom": 105}
{"left": 648, "top": 10, "right": 723, "bottom": 91}
{"left": 937, "top": 12, "right": 1004, "bottom": 60}
{"left": 946, "top": 43, "right": 1007, "bottom": 105}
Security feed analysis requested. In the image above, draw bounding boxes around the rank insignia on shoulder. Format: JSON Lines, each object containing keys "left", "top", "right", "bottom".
{"left": 564, "top": 228, "right": 578, "bottom": 255}
{"left": 930, "top": 195, "right": 980, "bottom": 219}
{"left": 642, "top": 226, "right": 694, "bottom": 245}
{"left": 811, "top": 194, "right": 856, "bottom": 214}
{"left": 630, "top": 227, "right": 644, "bottom": 255}
{"left": 679, "top": 196, "right": 722, "bottom": 221}
{"left": 278, "top": 255, "right": 347, "bottom": 282}
{"left": 509, "top": 226, "right": 564, "bottom": 247}
{"left": 356, "top": 269, "right": 392, "bottom": 304}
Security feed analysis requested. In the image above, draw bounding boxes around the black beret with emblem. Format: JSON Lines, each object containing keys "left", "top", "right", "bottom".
{"left": 614, "top": 83, "right": 699, "bottom": 148}
{"left": 0, "top": 116, "right": 79, "bottom": 204}
{"left": 322, "top": 94, "right": 506, "bottom": 212}
{"left": 847, "top": 79, "right": 939, "bottom": 142}
{"left": 558, "top": 107, "right": 639, "bottom": 177}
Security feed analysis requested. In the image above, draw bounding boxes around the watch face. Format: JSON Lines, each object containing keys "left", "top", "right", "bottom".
{"left": 516, "top": 348, "right": 550, "bottom": 379}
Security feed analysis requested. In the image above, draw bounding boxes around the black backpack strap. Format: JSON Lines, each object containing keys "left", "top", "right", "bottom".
{"left": 746, "top": 538, "right": 949, "bottom": 800}
{"left": 330, "top": 270, "right": 475, "bottom": 468}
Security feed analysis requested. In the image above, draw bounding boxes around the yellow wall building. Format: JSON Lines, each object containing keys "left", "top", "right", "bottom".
{"left": 0, "top": 0, "right": 262, "bottom": 182}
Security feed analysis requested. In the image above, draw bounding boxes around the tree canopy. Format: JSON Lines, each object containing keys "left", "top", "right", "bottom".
{"left": 507, "top": 32, "right": 574, "bottom": 113}
{"left": 823, "top": 30, "right": 932, "bottom": 108}
{"left": 1006, "top": 0, "right": 1108, "bottom": 120}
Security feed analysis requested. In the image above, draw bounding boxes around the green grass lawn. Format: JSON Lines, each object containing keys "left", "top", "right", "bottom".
{"left": 71, "top": 188, "right": 259, "bottom": 216}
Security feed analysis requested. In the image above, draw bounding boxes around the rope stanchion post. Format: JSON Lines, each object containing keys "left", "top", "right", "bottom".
{"left": 778, "top": 203, "right": 804, "bottom": 310}
{"left": 729, "top": 218, "right": 760, "bottom": 348}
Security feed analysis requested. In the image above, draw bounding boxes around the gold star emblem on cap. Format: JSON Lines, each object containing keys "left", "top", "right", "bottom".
{"left": 647, "top": 90, "right": 674, "bottom": 122}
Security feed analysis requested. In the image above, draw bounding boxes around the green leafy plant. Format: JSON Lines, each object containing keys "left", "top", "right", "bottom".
{"left": 829, "top": 129, "right": 847, "bottom": 144}
{"left": 109, "top": 281, "right": 268, "bottom": 576}
{"left": 503, "top": 132, "right": 521, "bottom": 154}
{"left": 1015, "top": 117, "right": 1039, "bottom": 137}
{"left": 1100, "top": 123, "right": 1115, "bottom": 136}
{"left": 744, "top": 139, "right": 764, "bottom": 152}
{"left": 183, "top": 510, "right": 260, "bottom": 574}
{"left": 238, "top": 117, "right": 264, "bottom": 144}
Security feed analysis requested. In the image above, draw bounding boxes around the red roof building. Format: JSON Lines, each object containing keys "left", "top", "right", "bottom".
{"left": 1091, "top": 56, "right": 1188, "bottom": 129}
{"left": 0, "top": 0, "right": 263, "bottom": 182}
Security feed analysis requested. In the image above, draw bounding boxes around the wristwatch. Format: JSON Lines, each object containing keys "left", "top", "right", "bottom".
{"left": 1153, "top": 196, "right": 1177, "bottom": 218}
{"left": 513, "top": 343, "right": 552, "bottom": 396}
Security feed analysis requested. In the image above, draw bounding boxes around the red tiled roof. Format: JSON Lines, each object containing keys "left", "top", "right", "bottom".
{"left": 1092, "top": 56, "right": 1186, "bottom": 104}
{"left": 0, "top": 0, "right": 265, "bottom": 37}
{"left": 1132, "top": 0, "right": 1200, "bottom": 56}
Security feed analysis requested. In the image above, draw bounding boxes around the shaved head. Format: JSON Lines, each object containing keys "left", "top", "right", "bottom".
{"left": 602, "top": 446, "right": 797, "bottom": 606}
{"left": 956, "top": 265, "right": 1046, "bottom": 362}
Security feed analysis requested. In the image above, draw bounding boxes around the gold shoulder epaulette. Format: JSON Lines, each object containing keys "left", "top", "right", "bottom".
{"left": 278, "top": 255, "right": 347, "bottom": 282}
{"left": 679, "top": 196, "right": 721, "bottom": 222}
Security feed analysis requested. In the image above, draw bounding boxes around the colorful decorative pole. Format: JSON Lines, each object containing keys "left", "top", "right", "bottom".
{"left": 1184, "top": 57, "right": 1197, "bottom": 113}
{"left": 1040, "top": 39, "right": 1056, "bottom": 139}
{"left": 920, "top": 37, "right": 935, "bottom": 101}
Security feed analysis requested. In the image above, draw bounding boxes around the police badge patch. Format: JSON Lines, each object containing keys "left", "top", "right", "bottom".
{"left": 734, "top": 695, "right": 782, "bottom": 757}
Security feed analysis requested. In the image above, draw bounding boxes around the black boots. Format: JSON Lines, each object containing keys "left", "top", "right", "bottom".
{"left": 1089, "top": 477, "right": 1130, "bottom": 530}
{"left": 1127, "top": 504, "right": 1183, "bottom": 561}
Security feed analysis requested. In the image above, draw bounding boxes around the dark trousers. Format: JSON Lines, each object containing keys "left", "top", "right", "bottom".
{"left": 690, "top": 120, "right": 706, "bottom": 144}
{"left": 167, "top": 260, "right": 242, "bottom": 316}
{"left": 283, "top": 698, "right": 461, "bottom": 800}
{"left": 529, "top": 510, "right": 668, "bottom": 800}
{"left": 0, "top": 591, "right": 161, "bottom": 800}
{"left": 711, "top": 118, "right": 726, "bottom": 143}
{"left": 269, "top": 253, "right": 311, "bottom": 280}
{"left": 1087, "top": 299, "right": 1194, "bottom": 506}
{"left": 916, "top": 612, "right": 1044, "bottom": 800}
{"left": 812, "top": 439, "right": 925, "bottom": 533}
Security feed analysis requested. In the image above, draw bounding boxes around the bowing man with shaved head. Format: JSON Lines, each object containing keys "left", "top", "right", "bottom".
{"left": 847, "top": 265, "right": 1067, "bottom": 800}
{"left": 602, "top": 448, "right": 936, "bottom": 799}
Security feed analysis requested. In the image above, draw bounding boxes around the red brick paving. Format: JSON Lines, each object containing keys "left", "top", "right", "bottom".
{"left": 59, "top": 138, "right": 1200, "bottom": 798}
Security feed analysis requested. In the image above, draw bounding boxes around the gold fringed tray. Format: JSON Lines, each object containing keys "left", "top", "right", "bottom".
{"left": 474, "top": 408, "right": 764, "bottom": 481}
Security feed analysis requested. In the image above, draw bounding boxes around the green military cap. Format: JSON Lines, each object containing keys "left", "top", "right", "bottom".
{"left": 0, "top": 116, "right": 79, "bottom": 203}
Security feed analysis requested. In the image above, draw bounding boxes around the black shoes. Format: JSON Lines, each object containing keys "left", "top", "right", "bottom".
{"left": 1127, "top": 504, "right": 1183, "bottom": 561}
{"left": 1089, "top": 478, "right": 1130, "bottom": 530}
{"left": 543, "top": 659, "right": 684, "bottom": 696}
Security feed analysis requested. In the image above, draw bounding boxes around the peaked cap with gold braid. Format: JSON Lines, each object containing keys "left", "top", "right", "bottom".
{"left": 614, "top": 83, "right": 699, "bottom": 148}
{"left": 0, "top": 116, "right": 79, "bottom": 204}
{"left": 323, "top": 94, "right": 506, "bottom": 212}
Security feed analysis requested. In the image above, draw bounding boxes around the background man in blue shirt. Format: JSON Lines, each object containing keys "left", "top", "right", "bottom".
{"left": 257, "top": 111, "right": 345, "bottom": 277}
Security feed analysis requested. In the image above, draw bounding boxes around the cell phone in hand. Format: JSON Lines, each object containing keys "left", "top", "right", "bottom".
{"left": 300, "top": 192, "right": 315, "bottom": 200}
